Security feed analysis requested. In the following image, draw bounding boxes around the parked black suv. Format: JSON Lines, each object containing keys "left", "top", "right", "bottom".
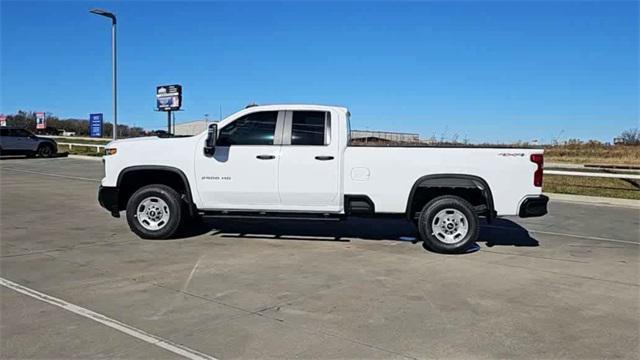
{"left": 0, "top": 127, "right": 58, "bottom": 157}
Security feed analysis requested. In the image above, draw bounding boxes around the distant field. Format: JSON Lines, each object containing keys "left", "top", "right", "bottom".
{"left": 545, "top": 145, "right": 639, "bottom": 166}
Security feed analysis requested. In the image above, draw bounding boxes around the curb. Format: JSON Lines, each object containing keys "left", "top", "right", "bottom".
{"left": 545, "top": 193, "right": 640, "bottom": 209}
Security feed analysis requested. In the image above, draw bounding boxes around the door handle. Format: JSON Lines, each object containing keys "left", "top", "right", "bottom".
{"left": 315, "top": 156, "right": 334, "bottom": 161}
{"left": 256, "top": 155, "right": 276, "bottom": 160}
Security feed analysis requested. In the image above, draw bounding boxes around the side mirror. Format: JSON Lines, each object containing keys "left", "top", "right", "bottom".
{"left": 204, "top": 123, "right": 217, "bottom": 156}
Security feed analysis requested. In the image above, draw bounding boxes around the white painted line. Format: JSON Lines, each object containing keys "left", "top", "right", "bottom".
{"left": 0, "top": 277, "right": 218, "bottom": 360}
{"left": 484, "top": 225, "right": 639, "bottom": 245}
{"left": 1, "top": 168, "right": 99, "bottom": 182}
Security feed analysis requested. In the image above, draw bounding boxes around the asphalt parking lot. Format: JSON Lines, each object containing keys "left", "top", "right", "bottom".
{"left": 1, "top": 157, "right": 638, "bottom": 359}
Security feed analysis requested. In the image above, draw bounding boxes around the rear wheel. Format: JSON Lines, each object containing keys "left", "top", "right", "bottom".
{"left": 37, "top": 144, "right": 54, "bottom": 158}
{"left": 418, "top": 195, "right": 479, "bottom": 253}
{"left": 126, "top": 184, "right": 183, "bottom": 239}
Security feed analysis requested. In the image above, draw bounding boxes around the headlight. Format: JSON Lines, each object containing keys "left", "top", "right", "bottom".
{"left": 104, "top": 148, "right": 117, "bottom": 156}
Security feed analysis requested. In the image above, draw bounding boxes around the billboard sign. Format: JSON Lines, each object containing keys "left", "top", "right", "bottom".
{"left": 156, "top": 84, "right": 182, "bottom": 111}
{"left": 0, "top": 115, "right": 6, "bottom": 127}
{"left": 89, "top": 113, "right": 103, "bottom": 138}
{"left": 36, "top": 112, "right": 46, "bottom": 129}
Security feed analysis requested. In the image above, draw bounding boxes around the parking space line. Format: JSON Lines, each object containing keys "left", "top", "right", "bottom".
{"left": 0, "top": 168, "right": 100, "bottom": 182}
{"left": 0, "top": 277, "right": 218, "bottom": 360}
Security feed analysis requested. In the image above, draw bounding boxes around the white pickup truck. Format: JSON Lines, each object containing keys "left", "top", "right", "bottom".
{"left": 99, "top": 104, "right": 547, "bottom": 253}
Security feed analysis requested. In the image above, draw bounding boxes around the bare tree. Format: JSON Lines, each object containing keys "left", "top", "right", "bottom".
{"left": 619, "top": 128, "right": 640, "bottom": 145}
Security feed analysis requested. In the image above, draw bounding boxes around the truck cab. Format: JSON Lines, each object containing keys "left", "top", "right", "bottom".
{"left": 196, "top": 105, "right": 346, "bottom": 212}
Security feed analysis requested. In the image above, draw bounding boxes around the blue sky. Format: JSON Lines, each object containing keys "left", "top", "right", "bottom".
{"left": 2, "top": 1, "right": 638, "bottom": 143}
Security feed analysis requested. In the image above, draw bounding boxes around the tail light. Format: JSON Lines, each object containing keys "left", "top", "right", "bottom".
{"left": 530, "top": 154, "right": 543, "bottom": 187}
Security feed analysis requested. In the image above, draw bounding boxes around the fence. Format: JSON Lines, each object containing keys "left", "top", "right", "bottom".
{"left": 57, "top": 142, "right": 105, "bottom": 153}
{"left": 545, "top": 163, "right": 640, "bottom": 181}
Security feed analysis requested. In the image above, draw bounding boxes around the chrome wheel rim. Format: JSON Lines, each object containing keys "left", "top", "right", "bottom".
{"left": 431, "top": 208, "right": 468, "bottom": 244}
{"left": 136, "top": 197, "right": 170, "bottom": 231}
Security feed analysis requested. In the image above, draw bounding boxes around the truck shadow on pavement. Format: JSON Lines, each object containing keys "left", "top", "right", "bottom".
{"left": 177, "top": 217, "right": 538, "bottom": 251}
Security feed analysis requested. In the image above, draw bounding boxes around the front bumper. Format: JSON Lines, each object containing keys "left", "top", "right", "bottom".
{"left": 98, "top": 186, "right": 120, "bottom": 217}
{"left": 519, "top": 195, "right": 549, "bottom": 218}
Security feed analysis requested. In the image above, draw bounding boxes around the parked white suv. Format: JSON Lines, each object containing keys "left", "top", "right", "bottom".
{"left": 99, "top": 104, "right": 547, "bottom": 253}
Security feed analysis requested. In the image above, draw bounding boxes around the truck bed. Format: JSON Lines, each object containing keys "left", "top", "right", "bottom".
{"left": 343, "top": 146, "right": 543, "bottom": 216}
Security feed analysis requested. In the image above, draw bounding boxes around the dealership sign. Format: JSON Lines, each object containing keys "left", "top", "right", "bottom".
{"left": 89, "top": 113, "right": 103, "bottom": 138}
{"left": 156, "top": 84, "right": 182, "bottom": 111}
{"left": 36, "top": 112, "right": 46, "bottom": 129}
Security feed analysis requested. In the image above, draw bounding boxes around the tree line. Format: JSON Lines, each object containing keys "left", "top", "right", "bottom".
{"left": 2, "top": 110, "right": 146, "bottom": 138}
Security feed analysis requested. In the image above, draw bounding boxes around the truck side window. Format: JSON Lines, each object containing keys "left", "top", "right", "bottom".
{"left": 291, "top": 111, "right": 328, "bottom": 146}
{"left": 217, "top": 111, "right": 278, "bottom": 146}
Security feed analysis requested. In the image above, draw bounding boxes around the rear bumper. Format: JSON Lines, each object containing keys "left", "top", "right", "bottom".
{"left": 519, "top": 195, "right": 549, "bottom": 218}
{"left": 98, "top": 186, "right": 120, "bottom": 217}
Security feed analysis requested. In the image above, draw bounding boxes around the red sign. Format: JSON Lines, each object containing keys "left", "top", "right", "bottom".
{"left": 36, "top": 112, "right": 46, "bottom": 129}
{"left": 0, "top": 115, "right": 6, "bottom": 127}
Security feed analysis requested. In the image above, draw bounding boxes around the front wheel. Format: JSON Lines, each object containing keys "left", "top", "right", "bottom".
{"left": 126, "top": 185, "right": 183, "bottom": 239}
{"left": 37, "top": 144, "right": 55, "bottom": 158}
{"left": 418, "top": 195, "right": 479, "bottom": 253}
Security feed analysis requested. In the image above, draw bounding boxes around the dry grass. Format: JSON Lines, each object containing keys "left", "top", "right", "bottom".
{"left": 544, "top": 175, "right": 640, "bottom": 200}
{"left": 545, "top": 145, "right": 640, "bottom": 165}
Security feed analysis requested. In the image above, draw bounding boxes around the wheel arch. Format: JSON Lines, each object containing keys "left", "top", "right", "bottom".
{"left": 116, "top": 165, "right": 195, "bottom": 216}
{"left": 405, "top": 174, "right": 495, "bottom": 221}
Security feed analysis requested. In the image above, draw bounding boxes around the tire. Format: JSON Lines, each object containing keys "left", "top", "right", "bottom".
{"left": 126, "top": 184, "right": 183, "bottom": 239}
{"left": 418, "top": 195, "right": 479, "bottom": 254}
{"left": 37, "top": 144, "right": 54, "bottom": 158}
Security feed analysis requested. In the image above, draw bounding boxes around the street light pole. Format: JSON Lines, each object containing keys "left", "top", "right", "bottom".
{"left": 111, "top": 18, "right": 117, "bottom": 140}
{"left": 89, "top": 8, "right": 117, "bottom": 140}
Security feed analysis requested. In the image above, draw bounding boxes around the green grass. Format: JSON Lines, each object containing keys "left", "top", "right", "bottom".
{"left": 544, "top": 175, "right": 640, "bottom": 200}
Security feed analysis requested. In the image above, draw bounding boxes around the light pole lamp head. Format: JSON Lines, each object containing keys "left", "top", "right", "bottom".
{"left": 89, "top": 8, "right": 116, "bottom": 24}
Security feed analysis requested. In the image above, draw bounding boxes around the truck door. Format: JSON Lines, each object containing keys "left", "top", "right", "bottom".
{"left": 278, "top": 110, "right": 340, "bottom": 211}
{"left": 195, "top": 111, "right": 283, "bottom": 209}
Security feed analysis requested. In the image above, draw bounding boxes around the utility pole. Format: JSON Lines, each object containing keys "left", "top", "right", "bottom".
{"left": 89, "top": 8, "right": 117, "bottom": 140}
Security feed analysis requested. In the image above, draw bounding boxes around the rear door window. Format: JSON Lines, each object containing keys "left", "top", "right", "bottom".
{"left": 291, "top": 111, "right": 328, "bottom": 146}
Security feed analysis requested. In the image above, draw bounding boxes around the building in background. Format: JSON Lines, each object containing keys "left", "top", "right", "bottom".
{"left": 350, "top": 130, "right": 420, "bottom": 144}
{"left": 173, "top": 120, "right": 209, "bottom": 136}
